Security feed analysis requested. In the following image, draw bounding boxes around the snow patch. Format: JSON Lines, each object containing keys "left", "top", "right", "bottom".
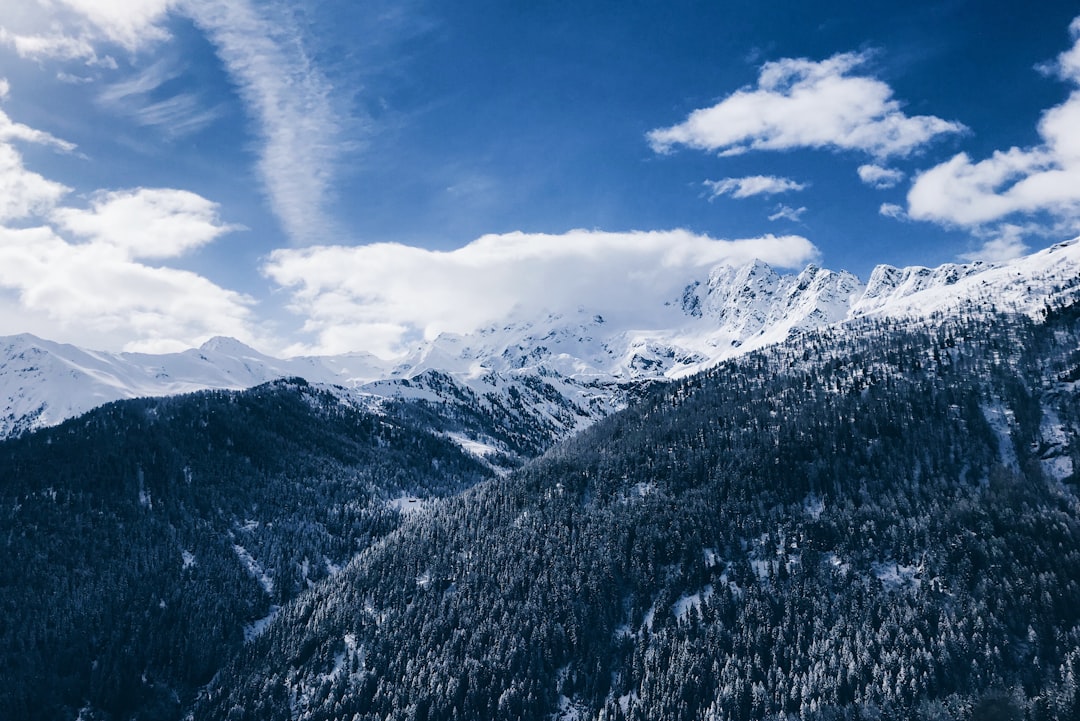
{"left": 703, "top": 547, "right": 722, "bottom": 568}
{"left": 982, "top": 401, "right": 1019, "bottom": 470}
{"left": 387, "top": 494, "right": 428, "bottom": 516}
{"left": 1038, "top": 407, "right": 1075, "bottom": 481}
{"left": 673, "top": 585, "right": 714, "bottom": 620}
{"left": 446, "top": 432, "right": 499, "bottom": 458}
{"left": 872, "top": 560, "right": 922, "bottom": 592}
{"left": 244, "top": 605, "right": 280, "bottom": 642}
{"left": 826, "top": 552, "right": 850, "bottom": 575}
{"left": 232, "top": 544, "right": 274, "bottom": 596}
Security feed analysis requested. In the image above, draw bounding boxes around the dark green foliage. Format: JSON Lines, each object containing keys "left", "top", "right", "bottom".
{"left": 194, "top": 308, "right": 1080, "bottom": 721}
{"left": 8, "top": 303, "right": 1080, "bottom": 721}
{"left": 0, "top": 379, "right": 490, "bottom": 720}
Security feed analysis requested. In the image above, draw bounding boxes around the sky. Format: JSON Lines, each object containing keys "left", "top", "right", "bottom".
{"left": 0, "top": 0, "right": 1079, "bottom": 356}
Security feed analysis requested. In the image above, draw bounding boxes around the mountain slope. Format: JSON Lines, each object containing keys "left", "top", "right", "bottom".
{"left": 191, "top": 301, "right": 1080, "bottom": 721}
{"left": 0, "top": 379, "right": 490, "bottom": 721}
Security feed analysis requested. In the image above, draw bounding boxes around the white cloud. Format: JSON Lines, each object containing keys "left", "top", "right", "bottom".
{"left": 959, "top": 225, "right": 1032, "bottom": 264}
{"left": 0, "top": 0, "right": 173, "bottom": 64}
{"left": 648, "top": 52, "right": 964, "bottom": 159}
{"left": 0, "top": 84, "right": 263, "bottom": 353}
{"left": 0, "top": 144, "right": 71, "bottom": 221}
{"left": 958, "top": 226, "right": 1030, "bottom": 263}
{"left": 907, "top": 16, "right": 1080, "bottom": 235}
{"left": 704, "top": 175, "right": 807, "bottom": 200}
{"left": 768, "top": 205, "right": 807, "bottom": 222}
{"left": 968, "top": 238, "right": 1027, "bottom": 263}
{"left": 0, "top": 101, "right": 77, "bottom": 152}
{"left": 0, "top": 93, "right": 74, "bottom": 221}
{"left": 52, "top": 0, "right": 176, "bottom": 51}
{"left": 0, "top": 224, "right": 257, "bottom": 353}
{"left": 0, "top": 27, "right": 101, "bottom": 64}
{"left": 857, "top": 164, "right": 904, "bottom": 189}
{"left": 183, "top": 0, "right": 343, "bottom": 244}
{"left": 264, "top": 229, "right": 820, "bottom": 356}
{"left": 879, "top": 203, "right": 906, "bottom": 219}
{"left": 51, "top": 188, "right": 241, "bottom": 259}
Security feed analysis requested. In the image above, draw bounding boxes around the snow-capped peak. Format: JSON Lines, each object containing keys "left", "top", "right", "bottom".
{"left": 2, "top": 238, "right": 1079, "bottom": 440}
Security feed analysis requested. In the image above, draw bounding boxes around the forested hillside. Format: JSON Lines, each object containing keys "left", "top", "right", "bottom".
{"left": 194, "top": 304, "right": 1080, "bottom": 721}
{"left": 0, "top": 380, "right": 491, "bottom": 720}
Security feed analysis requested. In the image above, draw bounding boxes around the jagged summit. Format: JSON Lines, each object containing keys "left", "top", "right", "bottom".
{"left": 2, "top": 238, "right": 1079, "bottom": 440}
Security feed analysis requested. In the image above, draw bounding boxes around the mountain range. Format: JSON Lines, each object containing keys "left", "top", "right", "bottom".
{"left": 3, "top": 239, "right": 1078, "bottom": 451}
{"left": 4, "top": 244, "right": 1080, "bottom": 720}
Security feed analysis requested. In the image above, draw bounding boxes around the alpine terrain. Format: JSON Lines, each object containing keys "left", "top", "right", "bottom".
{"left": 2, "top": 239, "right": 1080, "bottom": 720}
{"left": 3, "top": 240, "right": 1079, "bottom": 453}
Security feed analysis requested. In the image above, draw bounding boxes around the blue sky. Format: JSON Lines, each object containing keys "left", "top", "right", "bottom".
{"left": 0, "top": 0, "right": 1078, "bottom": 355}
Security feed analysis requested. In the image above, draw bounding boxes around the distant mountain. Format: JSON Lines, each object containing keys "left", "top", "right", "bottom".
{"left": 3, "top": 239, "right": 1078, "bottom": 451}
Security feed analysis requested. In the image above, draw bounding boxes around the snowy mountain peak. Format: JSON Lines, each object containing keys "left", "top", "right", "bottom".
{"left": 3, "top": 238, "right": 1080, "bottom": 441}
{"left": 198, "top": 336, "right": 265, "bottom": 357}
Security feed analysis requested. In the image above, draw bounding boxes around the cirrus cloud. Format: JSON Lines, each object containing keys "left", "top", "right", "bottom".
{"left": 0, "top": 0, "right": 344, "bottom": 246}
{"left": 704, "top": 175, "right": 807, "bottom": 200}
{"left": 648, "top": 51, "right": 964, "bottom": 160}
{"left": 264, "top": 229, "right": 820, "bottom": 357}
{"left": 183, "top": 0, "right": 345, "bottom": 245}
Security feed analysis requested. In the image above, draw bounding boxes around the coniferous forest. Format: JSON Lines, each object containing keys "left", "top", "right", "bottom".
{"left": 5, "top": 304, "right": 1080, "bottom": 720}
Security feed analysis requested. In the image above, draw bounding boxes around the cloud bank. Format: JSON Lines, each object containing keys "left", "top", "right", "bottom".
{"left": 907, "top": 16, "right": 1080, "bottom": 259}
{"left": 648, "top": 52, "right": 964, "bottom": 159}
{"left": 264, "top": 230, "right": 819, "bottom": 356}
{"left": 0, "top": 81, "right": 260, "bottom": 353}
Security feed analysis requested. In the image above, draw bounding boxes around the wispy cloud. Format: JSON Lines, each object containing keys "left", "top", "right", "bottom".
{"left": 907, "top": 16, "right": 1080, "bottom": 238}
{"left": 857, "top": 164, "right": 905, "bottom": 189}
{"left": 264, "top": 229, "right": 819, "bottom": 356}
{"left": 0, "top": 92, "right": 77, "bottom": 152}
{"left": 98, "top": 61, "right": 221, "bottom": 137}
{"left": 704, "top": 175, "right": 807, "bottom": 200}
{"left": 648, "top": 52, "right": 964, "bottom": 160}
{"left": 184, "top": 0, "right": 344, "bottom": 245}
{"left": 2, "top": 0, "right": 344, "bottom": 244}
{"left": 958, "top": 225, "right": 1031, "bottom": 263}
{"left": 768, "top": 204, "right": 807, "bottom": 222}
{"left": 879, "top": 203, "right": 906, "bottom": 219}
